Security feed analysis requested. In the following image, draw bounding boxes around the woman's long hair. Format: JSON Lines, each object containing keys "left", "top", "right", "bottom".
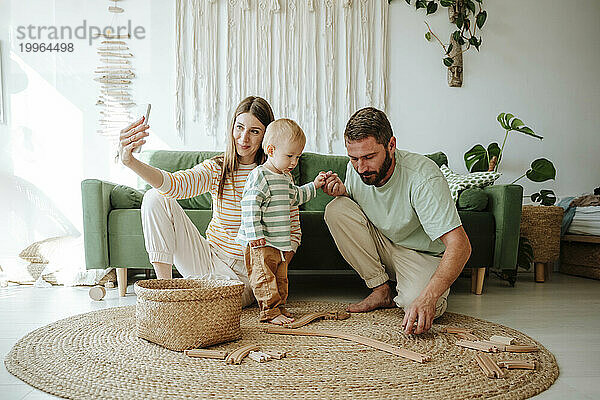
{"left": 213, "top": 96, "right": 274, "bottom": 203}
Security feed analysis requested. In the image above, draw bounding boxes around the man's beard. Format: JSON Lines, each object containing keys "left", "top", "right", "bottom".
{"left": 359, "top": 150, "right": 393, "bottom": 186}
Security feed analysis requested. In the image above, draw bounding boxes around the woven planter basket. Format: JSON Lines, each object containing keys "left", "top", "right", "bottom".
{"left": 520, "top": 205, "right": 564, "bottom": 263}
{"left": 134, "top": 279, "right": 245, "bottom": 351}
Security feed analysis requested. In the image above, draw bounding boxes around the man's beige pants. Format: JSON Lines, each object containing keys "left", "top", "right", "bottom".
{"left": 244, "top": 246, "right": 290, "bottom": 321}
{"left": 324, "top": 196, "right": 449, "bottom": 318}
{"left": 141, "top": 189, "right": 255, "bottom": 307}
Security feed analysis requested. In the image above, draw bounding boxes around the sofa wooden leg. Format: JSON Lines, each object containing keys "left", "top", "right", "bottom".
{"left": 116, "top": 268, "right": 127, "bottom": 297}
{"left": 545, "top": 262, "right": 552, "bottom": 281}
{"left": 535, "top": 262, "right": 545, "bottom": 283}
{"left": 471, "top": 267, "right": 485, "bottom": 295}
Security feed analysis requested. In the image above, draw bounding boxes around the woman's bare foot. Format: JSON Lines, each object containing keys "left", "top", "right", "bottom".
{"left": 347, "top": 282, "right": 395, "bottom": 313}
{"left": 268, "top": 314, "right": 295, "bottom": 325}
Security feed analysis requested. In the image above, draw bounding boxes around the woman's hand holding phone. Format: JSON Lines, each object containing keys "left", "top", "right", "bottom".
{"left": 118, "top": 104, "right": 150, "bottom": 166}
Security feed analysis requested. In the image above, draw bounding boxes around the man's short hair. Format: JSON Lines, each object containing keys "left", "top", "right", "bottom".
{"left": 262, "top": 118, "right": 306, "bottom": 150}
{"left": 344, "top": 107, "right": 393, "bottom": 146}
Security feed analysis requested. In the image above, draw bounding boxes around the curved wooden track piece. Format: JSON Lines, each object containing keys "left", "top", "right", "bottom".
{"left": 225, "top": 344, "right": 260, "bottom": 365}
{"left": 504, "top": 345, "right": 538, "bottom": 353}
{"left": 283, "top": 310, "right": 350, "bottom": 329}
{"left": 474, "top": 353, "right": 504, "bottom": 378}
{"left": 265, "top": 326, "right": 430, "bottom": 363}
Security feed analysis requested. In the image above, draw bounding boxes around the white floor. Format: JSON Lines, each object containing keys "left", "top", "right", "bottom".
{"left": 1, "top": 271, "right": 599, "bottom": 399}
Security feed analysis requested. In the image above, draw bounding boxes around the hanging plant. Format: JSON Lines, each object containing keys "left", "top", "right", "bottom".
{"left": 393, "top": 0, "right": 487, "bottom": 86}
{"left": 402, "top": 0, "right": 486, "bottom": 64}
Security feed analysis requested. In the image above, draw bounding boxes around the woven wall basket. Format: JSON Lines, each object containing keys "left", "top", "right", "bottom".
{"left": 520, "top": 205, "right": 564, "bottom": 263}
{"left": 134, "top": 279, "right": 245, "bottom": 351}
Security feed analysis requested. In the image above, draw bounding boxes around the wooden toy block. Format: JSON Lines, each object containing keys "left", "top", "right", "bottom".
{"left": 265, "top": 326, "right": 431, "bottom": 363}
{"left": 263, "top": 350, "right": 286, "bottom": 360}
{"left": 489, "top": 335, "right": 515, "bottom": 345}
{"left": 184, "top": 349, "right": 228, "bottom": 360}
{"left": 248, "top": 351, "right": 271, "bottom": 363}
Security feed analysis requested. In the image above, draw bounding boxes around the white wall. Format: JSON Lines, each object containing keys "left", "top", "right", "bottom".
{"left": 387, "top": 0, "right": 600, "bottom": 199}
{"left": 0, "top": 0, "right": 598, "bottom": 256}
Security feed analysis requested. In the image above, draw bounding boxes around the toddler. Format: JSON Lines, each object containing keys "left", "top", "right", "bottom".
{"left": 237, "top": 119, "right": 326, "bottom": 325}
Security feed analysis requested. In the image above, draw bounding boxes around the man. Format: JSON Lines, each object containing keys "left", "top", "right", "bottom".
{"left": 322, "top": 107, "right": 471, "bottom": 335}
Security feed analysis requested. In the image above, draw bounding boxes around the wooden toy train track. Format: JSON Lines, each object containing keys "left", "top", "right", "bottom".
{"left": 265, "top": 326, "right": 431, "bottom": 363}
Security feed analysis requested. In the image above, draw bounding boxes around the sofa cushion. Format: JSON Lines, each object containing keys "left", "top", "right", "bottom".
{"left": 108, "top": 209, "right": 213, "bottom": 267}
{"left": 141, "top": 150, "right": 221, "bottom": 209}
{"left": 111, "top": 185, "right": 145, "bottom": 209}
{"left": 141, "top": 150, "right": 222, "bottom": 172}
{"left": 457, "top": 188, "right": 488, "bottom": 211}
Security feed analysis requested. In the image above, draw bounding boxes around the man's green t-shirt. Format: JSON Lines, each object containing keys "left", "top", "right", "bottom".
{"left": 345, "top": 149, "right": 462, "bottom": 255}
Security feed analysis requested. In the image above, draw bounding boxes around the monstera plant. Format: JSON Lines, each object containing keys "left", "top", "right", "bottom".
{"left": 464, "top": 113, "right": 557, "bottom": 205}
{"left": 464, "top": 113, "right": 556, "bottom": 285}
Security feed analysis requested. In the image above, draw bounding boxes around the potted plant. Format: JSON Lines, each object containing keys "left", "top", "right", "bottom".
{"left": 464, "top": 113, "right": 561, "bottom": 284}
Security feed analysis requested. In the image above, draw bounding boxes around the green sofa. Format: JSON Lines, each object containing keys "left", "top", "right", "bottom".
{"left": 82, "top": 150, "right": 523, "bottom": 296}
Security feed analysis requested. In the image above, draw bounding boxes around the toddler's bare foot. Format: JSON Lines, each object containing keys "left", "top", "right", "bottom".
{"left": 279, "top": 307, "right": 294, "bottom": 318}
{"left": 268, "top": 314, "right": 295, "bottom": 325}
{"left": 347, "top": 282, "right": 395, "bottom": 313}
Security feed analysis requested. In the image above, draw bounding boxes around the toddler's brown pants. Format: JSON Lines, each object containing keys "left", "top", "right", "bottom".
{"left": 244, "top": 246, "right": 289, "bottom": 321}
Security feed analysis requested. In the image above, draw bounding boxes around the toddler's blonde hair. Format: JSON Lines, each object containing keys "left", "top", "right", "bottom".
{"left": 262, "top": 118, "right": 306, "bottom": 151}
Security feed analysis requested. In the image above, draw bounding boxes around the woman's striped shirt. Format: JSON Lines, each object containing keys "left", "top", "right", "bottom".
{"left": 157, "top": 158, "right": 302, "bottom": 259}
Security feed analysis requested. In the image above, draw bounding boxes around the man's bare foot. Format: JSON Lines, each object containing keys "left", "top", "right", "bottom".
{"left": 268, "top": 314, "right": 295, "bottom": 325}
{"left": 347, "top": 282, "right": 395, "bottom": 313}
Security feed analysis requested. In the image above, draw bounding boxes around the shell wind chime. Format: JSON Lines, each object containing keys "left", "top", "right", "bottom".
{"left": 95, "top": 0, "right": 136, "bottom": 142}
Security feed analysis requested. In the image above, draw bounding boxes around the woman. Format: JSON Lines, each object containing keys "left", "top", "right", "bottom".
{"left": 118, "top": 96, "right": 298, "bottom": 308}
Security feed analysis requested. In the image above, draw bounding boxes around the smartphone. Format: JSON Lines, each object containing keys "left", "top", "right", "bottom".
{"left": 133, "top": 103, "right": 150, "bottom": 153}
{"left": 144, "top": 104, "right": 151, "bottom": 124}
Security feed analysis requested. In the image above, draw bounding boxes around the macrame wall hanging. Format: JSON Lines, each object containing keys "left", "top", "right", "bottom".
{"left": 95, "top": 0, "right": 136, "bottom": 144}
{"left": 175, "top": 0, "right": 388, "bottom": 153}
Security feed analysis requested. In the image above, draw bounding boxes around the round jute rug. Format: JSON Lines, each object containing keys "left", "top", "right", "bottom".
{"left": 5, "top": 301, "right": 558, "bottom": 400}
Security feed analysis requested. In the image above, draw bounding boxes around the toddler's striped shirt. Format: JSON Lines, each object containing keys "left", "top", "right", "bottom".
{"left": 237, "top": 165, "right": 316, "bottom": 251}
